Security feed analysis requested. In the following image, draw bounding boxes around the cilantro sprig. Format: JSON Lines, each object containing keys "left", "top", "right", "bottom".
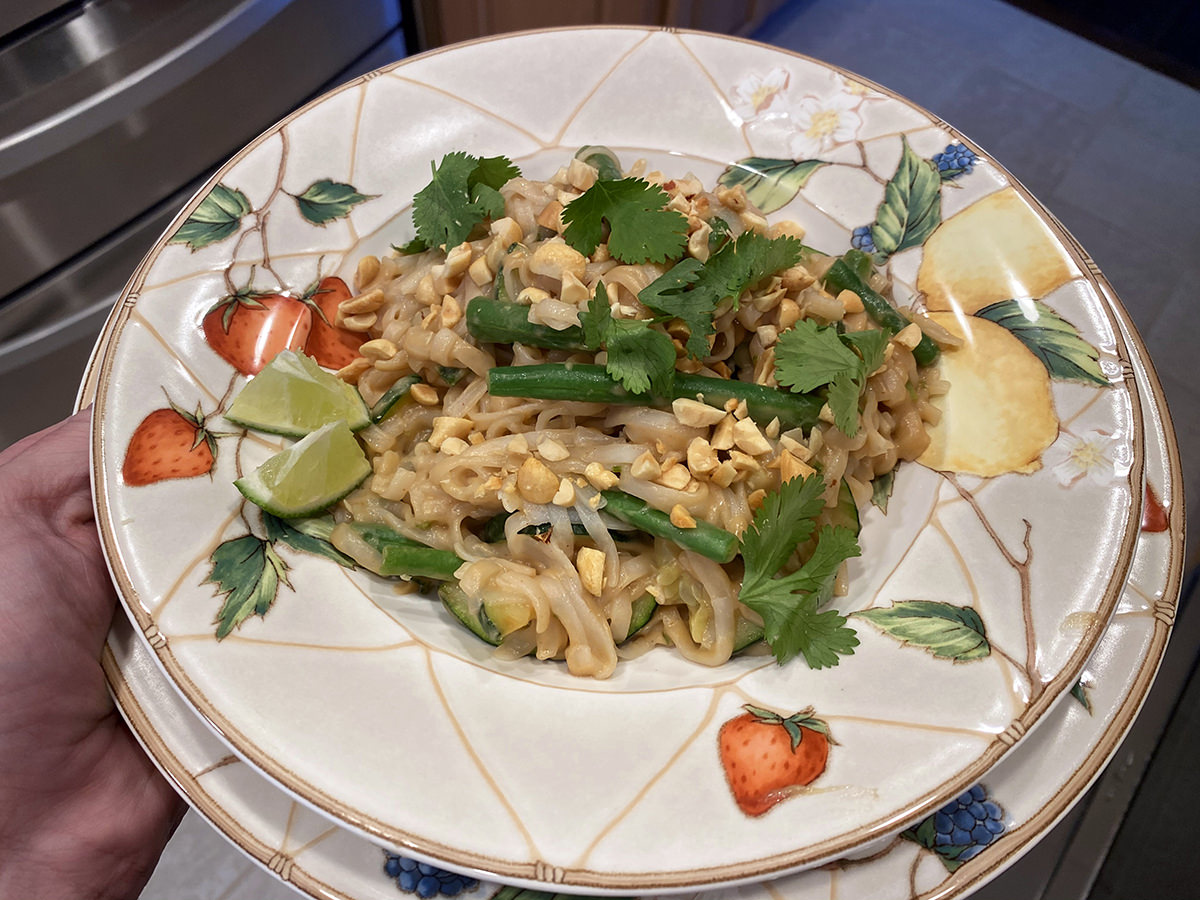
{"left": 639, "top": 232, "right": 803, "bottom": 358}
{"left": 774, "top": 321, "right": 889, "bottom": 437}
{"left": 738, "top": 474, "right": 860, "bottom": 668}
{"left": 562, "top": 177, "right": 688, "bottom": 264}
{"left": 580, "top": 282, "right": 677, "bottom": 395}
{"left": 403, "top": 152, "right": 520, "bottom": 252}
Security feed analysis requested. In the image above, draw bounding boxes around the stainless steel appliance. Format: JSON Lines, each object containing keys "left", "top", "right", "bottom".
{"left": 0, "top": 0, "right": 407, "bottom": 446}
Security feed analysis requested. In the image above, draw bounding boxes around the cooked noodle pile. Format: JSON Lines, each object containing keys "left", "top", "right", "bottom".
{"left": 327, "top": 153, "right": 947, "bottom": 678}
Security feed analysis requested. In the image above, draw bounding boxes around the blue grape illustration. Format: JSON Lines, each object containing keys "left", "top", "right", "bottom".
{"left": 850, "top": 225, "right": 877, "bottom": 254}
{"left": 931, "top": 142, "right": 978, "bottom": 180}
{"left": 384, "top": 853, "right": 478, "bottom": 897}
{"left": 901, "top": 784, "right": 1006, "bottom": 871}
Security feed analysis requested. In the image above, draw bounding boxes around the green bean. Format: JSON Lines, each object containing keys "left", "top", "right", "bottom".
{"left": 369, "top": 375, "right": 421, "bottom": 423}
{"left": 466, "top": 297, "right": 587, "bottom": 350}
{"left": 352, "top": 524, "right": 463, "bottom": 580}
{"left": 823, "top": 258, "right": 940, "bottom": 366}
{"left": 487, "top": 364, "right": 822, "bottom": 430}
{"left": 598, "top": 490, "right": 738, "bottom": 563}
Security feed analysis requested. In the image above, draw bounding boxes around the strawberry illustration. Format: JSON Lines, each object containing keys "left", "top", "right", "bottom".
{"left": 122, "top": 404, "right": 217, "bottom": 486}
{"left": 202, "top": 285, "right": 312, "bottom": 375}
{"left": 302, "top": 275, "right": 362, "bottom": 369}
{"left": 1142, "top": 482, "right": 1168, "bottom": 533}
{"left": 718, "top": 704, "right": 834, "bottom": 817}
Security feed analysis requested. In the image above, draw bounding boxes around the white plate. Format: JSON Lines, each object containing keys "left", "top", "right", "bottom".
{"left": 85, "top": 279, "right": 1182, "bottom": 900}
{"left": 88, "top": 28, "right": 1143, "bottom": 890}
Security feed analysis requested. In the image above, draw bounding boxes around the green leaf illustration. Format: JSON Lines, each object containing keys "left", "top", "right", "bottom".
{"left": 293, "top": 179, "right": 377, "bottom": 225}
{"left": 974, "top": 299, "right": 1108, "bottom": 386}
{"left": 206, "top": 534, "right": 290, "bottom": 639}
{"left": 869, "top": 137, "right": 941, "bottom": 260}
{"left": 263, "top": 514, "right": 357, "bottom": 568}
{"left": 170, "top": 183, "right": 252, "bottom": 250}
{"left": 854, "top": 600, "right": 990, "bottom": 661}
{"left": 1070, "top": 679, "right": 1093, "bottom": 714}
{"left": 871, "top": 468, "right": 894, "bottom": 513}
{"left": 490, "top": 889, "right": 606, "bottom": 900}
{"left": 718, "top": 157, "right": 827, "bottom": 213}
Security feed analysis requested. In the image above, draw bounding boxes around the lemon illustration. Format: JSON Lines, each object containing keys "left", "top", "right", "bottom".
{"left": 918, "top": 188, "right": 1078, "bottom": 315}
{"left": 918, "top": 312, "right": 1058, "bottom": 476}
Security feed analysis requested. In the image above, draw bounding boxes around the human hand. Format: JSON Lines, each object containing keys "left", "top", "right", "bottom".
{"left": 0, "top": 411, "right": 186, "bottom": 899}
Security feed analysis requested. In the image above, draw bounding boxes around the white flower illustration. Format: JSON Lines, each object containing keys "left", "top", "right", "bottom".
{"left": 787, "top": 92, "right": 864, "bottom": 159}
{"left": 1043, "top": 430, "right": 1117, "bottom": 486}
{"left": 731, "top": 68, "right": 791, "bottom": 121}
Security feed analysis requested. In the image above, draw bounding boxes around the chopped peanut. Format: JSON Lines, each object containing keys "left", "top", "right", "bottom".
{"left": 528, "top": 240, "right": 587, "bottom": 282}
{"left": 410, "top": 383, "right": 439, "bottom": 406}
{"left": 711, "top": 460, "right": 737, "bottom": 488}
{"left": 686, "top": 437, "right": 719, "bottom": 475}
{"left": 359, "top": 338, "right": 398, "bottom": 361}
{"left": 440, "top": 437, "right": 468, "bottom": 456}
{"left": 536, "top": 200, "right": 564, "bottom": 232}
{"left": 560, "top": 271, "right": 590, "bottom": 305}
{"left": 748, "top": 488, "right": 767, "bottom": 511}
{"left": 733, "top": 418, "right": 772, "bottom": 456}
{"left": 339, "top": 312, "right": 377, "bottom": 332}
{"left": 537, "top": 437, "right": 570, "bottom": 462}
{"left": 552, "top": 478, "right": 576, "bottom": 507}
{"left": 711, "top": 414, "right": 736, "bottom": 451}
{"left": 354, "top": 255, "right": 381, "bottom": 291}
{"left": 576, "top": 547, "right": 606, "bottom": 596}
{"left": 517, "top": 286, "right": 551, "bottom": 305}
{"left": 467, "top": 256, "right": 492, "bottom": 286}
{"left": 895, "top": 322, "right": 923, "bottom": 349}
{"left": 658, "top": 464, "right": 692, "bottom": 491}
{"left": 728, "top": 450, "right": 760, "bottom": 472}
{"left": 517, "top": 457, "right": 558, "bottom": 504}
{"left": 778, "top": 450, "right": 817, "bottom": 483}
{"left": 340, "top": 288, "right": 385, "bottom": 316}
{"left": 584, "top": 462, "right": 619, "bottom": 490}
{"left": 672, "top": 398, "right": 726, "bottom": 427}
{"left": 336, "top": 357, "right": 371, "bottom": 383}
{"left": 490, "top": 216, "right": 522, "bottom": 247}
{"left": 441, "top": 295, "right": 462, "bottom": 328}
{"left": 838, "top": 289, "right": 865, "bottom": 314}
{"left": 777, "top": 297, "right": 801, "bottom": 331}
{"left": 506, "top": 434, "right": 529, "bottom": 455}
{"left": 429, "top": 416, "right": 473, "bottom": 449}
{"left": 630, "top": 451, "right": 662, "bottom": 481}
{"left": 669, "top": 505, "right": 697, "bottom": 529}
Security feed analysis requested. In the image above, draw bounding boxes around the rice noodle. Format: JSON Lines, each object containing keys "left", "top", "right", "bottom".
{"left": 330, "top": 152, "right": 942, "bottom": 678}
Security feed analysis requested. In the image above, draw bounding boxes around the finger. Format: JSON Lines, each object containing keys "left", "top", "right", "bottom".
{"left": 0, "top": 410, "right": 93, "bottom": 506}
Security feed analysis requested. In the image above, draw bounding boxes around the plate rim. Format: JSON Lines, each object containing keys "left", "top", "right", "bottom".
{"left": 86, "top": 24, "right": 1148, "bottom": 890}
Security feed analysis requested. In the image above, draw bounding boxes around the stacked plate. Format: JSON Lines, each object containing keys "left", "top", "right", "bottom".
{"left": 81, "top": 28, "right": 1184, "bottom": 900}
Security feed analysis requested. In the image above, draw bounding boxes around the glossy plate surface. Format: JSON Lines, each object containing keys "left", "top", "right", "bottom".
{"left": 89, "top": 28, "right": 1143, "bottom": 890}
{"left": 85, "top": 283, "right": 1181, "bottom": 900}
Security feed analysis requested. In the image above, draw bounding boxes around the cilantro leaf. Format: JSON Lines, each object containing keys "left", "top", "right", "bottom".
{"left": 740, "top": 473, "right": 827, "bottom": 592}
{"left": 561, "top": 178, "right": 688, "bottom": 263}
{"left": 410, "top": 152, "right": 520, "bottom": 251}
{"left": 841, "top": 329, "right": 889, "bottom": 376}
{"left": 607, "top": 319, "right": 677, "bottom": 395}
{"left": 470, "top": 155, "right": 521, "bottom": 192}
{"left": 580, "top": 285, "right": 611, "bottom": 350}
{"left": 775, "top": 321, "right": 891, "bottom": 437}
{"left": 773, "top": 319, "right": 861, "bottom": 392}
{"left": 581, "top": 283, "right": 676, "bottom": 395}
{"left": 740, "top": 525, "right": 861, "bottom": 667}
{"left": 639, "top": 232, "right": 802, "bottom": 358}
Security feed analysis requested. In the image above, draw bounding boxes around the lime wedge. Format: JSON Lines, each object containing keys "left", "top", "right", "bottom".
{"left": 226, "top": 350, "right": 370, "bottom": 437}
{"left": 235, "top": 420, "right": 370, "bottom": 517}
